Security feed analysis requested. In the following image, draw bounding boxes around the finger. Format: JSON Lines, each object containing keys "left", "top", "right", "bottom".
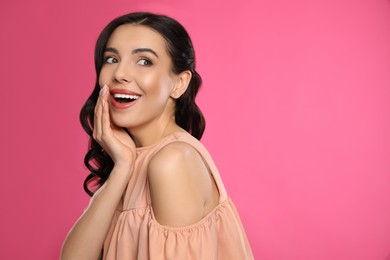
{"left": 94, "top": 85, "right": 106, "bottom": 141}
{"left": 101, "top": 85, "right": 112, "bottom": 139}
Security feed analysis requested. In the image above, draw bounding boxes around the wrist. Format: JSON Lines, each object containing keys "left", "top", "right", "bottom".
{"left": 113, "top": 161, "right": 133, "bottom": 172}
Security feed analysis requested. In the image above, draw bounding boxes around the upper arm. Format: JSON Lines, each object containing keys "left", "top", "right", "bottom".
{"left": 148, "top": 142, "right": 212, "bottom": 227}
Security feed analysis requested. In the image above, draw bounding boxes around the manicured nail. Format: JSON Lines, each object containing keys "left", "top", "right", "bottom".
{"left": 100, "top": 85, "right": 107, "bottom": 96}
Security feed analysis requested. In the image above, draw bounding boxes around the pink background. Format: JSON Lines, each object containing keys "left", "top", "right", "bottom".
{"left": 1, "top": 0, "right": 389, "bottom": 259}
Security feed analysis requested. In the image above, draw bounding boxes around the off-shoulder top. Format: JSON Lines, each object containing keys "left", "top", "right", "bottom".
{"left": 102, "top": 132, "right": 253, "bottom": 259}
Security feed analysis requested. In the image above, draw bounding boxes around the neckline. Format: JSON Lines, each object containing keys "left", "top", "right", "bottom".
{"left": 135, "top": 131, "right": 188, "bottom": 152}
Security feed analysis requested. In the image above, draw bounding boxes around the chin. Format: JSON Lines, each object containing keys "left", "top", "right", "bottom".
{"left": 109, "top": 111, "right": 134, "bottom": 129}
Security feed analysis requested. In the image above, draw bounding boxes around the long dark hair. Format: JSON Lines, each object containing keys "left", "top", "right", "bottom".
{"left": 79, "top": 12, "right": 205, "bottom": 196}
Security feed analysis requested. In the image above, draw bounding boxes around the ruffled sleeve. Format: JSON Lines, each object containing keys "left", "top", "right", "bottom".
{"left": 148, "top": 198, "right": 253, "bottom": 260}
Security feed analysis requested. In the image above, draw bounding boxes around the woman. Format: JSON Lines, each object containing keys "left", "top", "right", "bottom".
{"left": 61, "top": 12, "right": 253, "bottom": 260}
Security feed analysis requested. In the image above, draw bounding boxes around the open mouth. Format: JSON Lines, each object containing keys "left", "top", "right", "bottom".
{"left": 113, "top": 93, "right": 140, "bottom": 103}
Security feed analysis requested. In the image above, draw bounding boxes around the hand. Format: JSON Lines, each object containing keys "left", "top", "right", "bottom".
{"left": 93, "top": 84, "right": 136, "bottom": 169}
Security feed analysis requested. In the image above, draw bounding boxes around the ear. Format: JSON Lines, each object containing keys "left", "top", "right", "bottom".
{"left": 170, "top": 70, "right": 192, "bottom": 99}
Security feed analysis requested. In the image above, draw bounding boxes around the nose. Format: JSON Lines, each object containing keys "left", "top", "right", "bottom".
{"left": 113, "top": 62, "right": 132, "bottom": 84}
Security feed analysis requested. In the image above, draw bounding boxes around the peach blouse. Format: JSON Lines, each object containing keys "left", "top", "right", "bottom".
{"left": 103, "top": 132, "right": 253, "bottom": 259}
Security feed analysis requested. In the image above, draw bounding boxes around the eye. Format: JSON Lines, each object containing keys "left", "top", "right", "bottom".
{"left": 137, "top": 58, "right": 153, "bottom": 66}
{"left": 104, "top": 56, "right": 118, "bottom": 64}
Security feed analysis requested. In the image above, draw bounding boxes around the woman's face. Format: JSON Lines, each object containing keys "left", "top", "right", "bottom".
{"left": 99, "top": 24, "right": 179, "bottom": 131}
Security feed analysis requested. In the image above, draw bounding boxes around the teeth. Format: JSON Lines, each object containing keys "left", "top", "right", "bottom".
{"left": 113, "top": 94, "right": 140, "bottom": 100}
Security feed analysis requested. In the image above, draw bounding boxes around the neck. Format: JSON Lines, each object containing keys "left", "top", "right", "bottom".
{"left": 128, "top": 116, "right": 181, "bottom": 147}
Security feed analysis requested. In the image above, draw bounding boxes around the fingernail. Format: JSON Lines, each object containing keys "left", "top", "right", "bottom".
{"left": 102, "top": 100, "right": 105, "bottom": 108}
{"left": 100, "top": 85, "right": 107, "bottom": 96}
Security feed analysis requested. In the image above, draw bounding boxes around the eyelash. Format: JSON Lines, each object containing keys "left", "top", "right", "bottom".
{"left": 137, "top": 58, "right": 153, "bottom": 66}
{"left": 104, "top": 56, "right": 118, "bottom": 64}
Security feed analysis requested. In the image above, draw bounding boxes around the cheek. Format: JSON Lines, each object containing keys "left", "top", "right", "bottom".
{"left": 140, "top": 72, "right": 173, "bottom": 97}
{"left": 98, "top": 67, "right": 111, "bottom": 87}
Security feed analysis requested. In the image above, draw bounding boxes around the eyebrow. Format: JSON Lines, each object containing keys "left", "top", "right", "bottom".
{"left": 104, "top": 47, "right": 159, "bottom": 58}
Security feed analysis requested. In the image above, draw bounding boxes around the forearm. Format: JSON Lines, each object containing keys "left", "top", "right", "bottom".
{"left": 60, "top": 163, "right": 132, "bottom": 260}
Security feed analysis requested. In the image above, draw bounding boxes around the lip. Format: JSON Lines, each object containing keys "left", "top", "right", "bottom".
{"left": 110, "top": 88, "right": 142, "bottom": 110}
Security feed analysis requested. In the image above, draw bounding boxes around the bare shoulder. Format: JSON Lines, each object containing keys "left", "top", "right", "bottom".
{"left": 148, "top": 141, "right": 209, "bottom": 195}
{"left": 147, "top": 141, "right": 217, "bottom": 227}
{"left": 149, "top": 141, "right": 204, "bottom": 173}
